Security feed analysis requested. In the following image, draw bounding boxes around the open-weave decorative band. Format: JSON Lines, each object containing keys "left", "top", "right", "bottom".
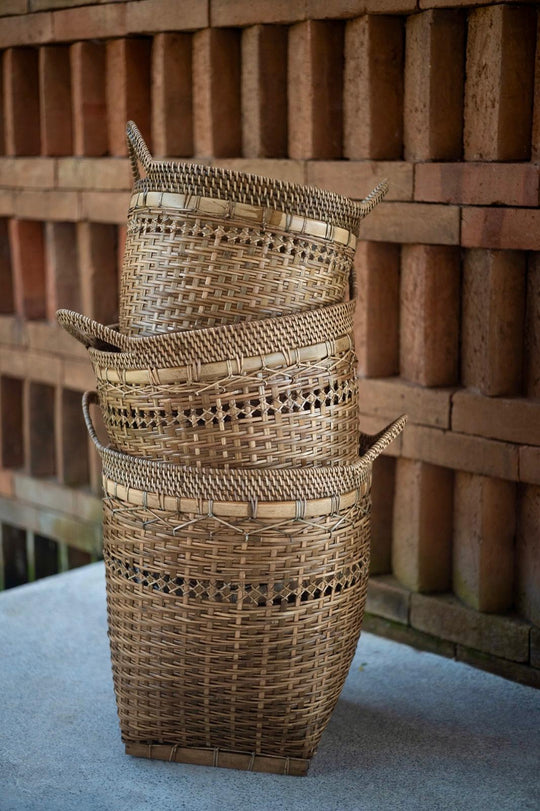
{"left": 129, "top": 191, "right": 357, "bottom": 248}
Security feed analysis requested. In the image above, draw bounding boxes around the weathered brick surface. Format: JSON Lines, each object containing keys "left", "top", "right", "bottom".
{"left": 57, "top": 158, "right": 130, "bottom": 190}
{"left": 344, "top": 15, "right": 403, "bottom": 160}
{"left": 15, "top": 190, "right": 80, "bottom": 221}
{"left": 39, "top": 45, "right": 73, "bottom": 156}
{"left": 452, "top": 392, "right": 540, "bottom": 447}
{"left": 357, "top": 378, "right": 452, "bottom": 430}
{"left": 212, "top": 0, "right": 307, "bottom": 27}
{"left": 464, "top": 5, "right": 536, "bottom": 161}
{"left": 520, "top": 446, "right": 540, "bottom": 487}
{"left": 70, "top": 41, "right": 107, "bottom": 157}
{"left": 192, "top": 28, "right": 241, "bottom": 157}
{"left": 3, "top": 48, "right": 40, "bottom": 156}
{"left": 461, "top": 249, "right": 526, "bottom": 396}
{"left": 366, "top": 575, "right": 410, "bottom": 624}
{"left": 44, "top": 222, "right": 79, "bottom": 319}
{"left": 106, "top": 37, "right": 152, "bottom": 157}
{"left": 516, "top": 485, "right": 540, "bottom": 626}
{"left": 461, "top": 208, "right": 540, "bottom": 252}
{"left": 363, "top": 613, "right": 456, "bottom": 659}
{"left": 415, "top": 163, "right": 540, "bottom": 208}
{"left": 57, "top": 387, "right": 89, "bottom": 486}
{"left": 456, "top": 646, "right": 540, "bottom": 690}
{"left": 370, "top": 456, "right": 396, "bottom": 575}
{"left": 126, "top": 0, "right": 208, "bottom": 34}
{"left": 0, "top": 220, "right": 14, "bottom": 316}
{"left": 241, "top": 25, "right": 287, "bottom": 158}
{"left": 532, "top": 12, "right": 540, "bottom": 162}
{"left": 0, "top": 158, "right": 55, "bottom": 188}
{"left": 404, "top": 10, "right": 465, "bottom": 160}
{"left": 52, "top": 2, "right": 126, "bottom": 42}
{"left": 8, "top": 219, "right": 46, "bottom": 320}
{"left": 288, "top": 20, "right": 344, "bottom": 159}
{"left": 355, "top": 241, "right": 400, "bottom": 377}
{"left": 400, "top": 244, "right": 460, "bottom": 387}
{"left": 80, "top": 191, "right": 130, "bottom": 223}
{"left": 359, "top": 203, "right": 460, "bottom": 245}
{"left": 392, "top": 459, "right": 453, "bottom": 593}
{"left": 1, "top": 375, "right": 24, "bottom": 469}
{"left": 0, "top": 12, "right": 52, "bottom": 49}
{"left": 151, "top": 32, "right": 193, "bottom": 158}
{"left": 25, "top": 381, "right": 56, "bottom": 477}
{"left": 306, "top": 161, "right": 412, "bottom": 201}
{"left": 525, "top": 253, "right": 540, "bottom": 398}
{"left": 76, "top": 222, "right": 118, "bottom": 324}
{"left": 453, "top": 473, "right": 515, "bottom": 613}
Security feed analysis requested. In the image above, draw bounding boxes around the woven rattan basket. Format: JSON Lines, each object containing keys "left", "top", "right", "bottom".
{"left": 120, "top": 121, "right": 387, "bottom": 336}
{"left": 61, "top": 303, "right": 359, "bottom": 468}
{"left": 83, "top": 392, "right": 406, "bottom": 776}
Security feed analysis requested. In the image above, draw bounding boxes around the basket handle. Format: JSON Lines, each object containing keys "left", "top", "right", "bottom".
{"left": 83, "top": 390, "right": 111, "bottom": 455}
{"left": 126, "top": 120, "right": 153, "bottom": 184}
{"left": 359, "top": 414, "right": 407, "bottom": 465}
{"left": 56, "top": 309, "right": 130, "bottom": 352}
{"left": 355, "top": 178, "right": 388, "bottom": 220}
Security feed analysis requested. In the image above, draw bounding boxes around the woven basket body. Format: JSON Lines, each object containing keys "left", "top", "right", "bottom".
{"left": 84, "top": 393, "right": 406, "bottom": 776}
{"left": 120, "top": 122, "right": 387, "bottom": 336}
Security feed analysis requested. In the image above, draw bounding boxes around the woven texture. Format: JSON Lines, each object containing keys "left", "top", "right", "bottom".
{"left": 120, "top": 122, "right": 387, "bottom": 336}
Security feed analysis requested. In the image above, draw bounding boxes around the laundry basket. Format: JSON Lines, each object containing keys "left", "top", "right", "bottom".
{"left": 120, "top": 121, "right": 387, "bottom": 336}
{"left": 83, "top": 391, "right": 406, "bottom": 776}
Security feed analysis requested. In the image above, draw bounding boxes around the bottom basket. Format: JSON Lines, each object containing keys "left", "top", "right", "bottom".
{"left": 84, "top": 392, "right": 406, "bottom": 776}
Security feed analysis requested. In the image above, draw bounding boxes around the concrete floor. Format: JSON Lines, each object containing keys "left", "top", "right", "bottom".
{"left": 1, "top": 562, "right": 538, "bottom": 811}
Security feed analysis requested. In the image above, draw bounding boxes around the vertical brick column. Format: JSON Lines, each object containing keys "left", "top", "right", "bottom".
{"left": 392, "top": 459, "right": 454, "bottom": 593}
{"left": 0, "top": 55, "right": 4, "bottom": 153}
{"left": 403, "top": 10, "right": 465, "bottom": 161}
{"left": 8, "top": 220, "right": 46, "bottom": 321}
{"left": 288, "top": 21, "right": 344, "bottom": 159}
{"left": 241, "top": 25, "right": 287, "bottom": 158}
{"left": 193, "top": 28, "right": 241, "bottom": 158}
{"left": 400, "top": 245, "right": 460, "bottom": 387}
{"left": 106, "top": 37, "right": 152, "bottom": 157}
{"left": 462, "top": 249, "right": 526, "bottom": 396}
{"left": 370, "top": 456, "right": 396, "bottom": 575}
{"left": 3, "top": 48, "right": 40, "bottom": 156}
{"left": 532, "top": 13, "right": 540, "bottom": 161}
{"left": 516, "top": 485, "right": 540, "bottom": 626}
{"left": 464, "top": 5, "right": 536, "bottom": 161}
{"left": 25, "top": 382, "right": 56, "bottom": 477}
{"left": 39, "top": 45, "right": 73, "bottom": 156}
{"left": 525, "top": 253, "right": 540, "bottom": 398}
{"left": 44, "top": 222, "right": 79, "bottom": 319}
{"left": 77, "top": 223, "right": 118, "bottom": 325}
{"left": 57, "top": 388, "right": 89, "bottom": 486}
{"left": 70, "top": 41, "right": 107, "bottom": 157}
{"left": 0, "top": 376, "right": 23, "bottom": 469}
{"left": 453, "top": 473, "right": 515, "bottom": 613}
{"left": 0, "top": 220, "right": 14, "bottom": 314}
{"left": 355, "top": 241, "right": 400, "bottom": 378}
{"left": 344, "top": 15, "right": 403, "bottom": 160}
{"left": 1, "top": 524, "right": 28, "bottom": 590}
{"left": 151, "top": 33, "right": 193, "bottom": 158}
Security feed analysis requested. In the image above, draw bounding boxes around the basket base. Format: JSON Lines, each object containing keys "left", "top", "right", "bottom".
{"left": 125, "top": 742, "right": 310, "bottom": 776}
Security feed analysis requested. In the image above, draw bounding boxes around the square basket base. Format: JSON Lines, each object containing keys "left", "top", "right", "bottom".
{"left": 125, "top": 742, "right": 310, "bottom": 776}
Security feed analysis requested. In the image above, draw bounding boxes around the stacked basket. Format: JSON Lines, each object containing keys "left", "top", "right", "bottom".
{"left": 58, "top": 121, "right": 406, "bottom": 776}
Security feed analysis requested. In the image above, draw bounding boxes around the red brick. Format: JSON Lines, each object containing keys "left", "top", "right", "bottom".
{"left": 525, "top": 253, "right": 540, "bottom": 398}
{"left": 106, "top": 37, "right": 152, "bottom": 157}
{"left": 401, "top": 424, "right": 519, "bottom": 482}
{"left": 400, "top": 244, "right": 460, "bottom": 387}
{"left": 420, "top": 0, "right": 496, "bottom": 6}
{"left": 366, "top": 574, "right": 409, "bottom": 623}
{"left": 0, "top": 191, "right": 15, "bottom": 217}
{"left": 403, "top": 10, "right": 465, "bottom": 161}
{"left": 410, "top": 592, "right": 530, "bottom": 662}
{"left": 344, "top": 15, "right": 403, "bottom": 160}
{"left": 516, "top": 485, "right": 540, "bottom": 625}
{"left": 464, "top": 5, "right": 536, "bottom": 161}
{"left": 52, "top": 3, "right": 126, "bottom": 42}
{"left": 355, "top": 241, "right": 399, "bottom": 377}
{"left": 0, "top": 468, "right": 14, "bottom": 498}
{"left": 359, "top": 202, "right": 459, "bottom": 245}
{"left": 61, "top": 358, "right": 94, "bottom": 392}
{"left": 70, "top": 41, "right": 107, "bottom": 157}
{"left": 57, "top": 158, "right": 130, "bottom": 190}
{"left": 0, "top": 157, "right": 55, "bottom": 188}
{"left": 151, "top": 33, "right": 193, "bottom": 158}
{"left": 392, "top": 458, "right": 453, "bottom": 593}
{"left": 26, "top": 320, "right": 87, "bottom": 360}
{"left": 0, "top": 56, "right": 4, "bottom": 154}
{"left": 39, "top": 45, "right": 72, "bottom": 156}
{"left": 452, "top": 391, "right": 540, "bottom": 447}
{"left": 212, "top": 0, "right": 307, "bottom": 26}
{"left": 1, "top": 375, "right": 23, "bottom": 469}
{"left": 15, "top": 190, "right": 80, "bottom": 221}
{"left": 357, "top": 377, "right": 452, "bottom": 430}
{"left": 532, "top": 13, "right": 540, "bottom": 161}
{"left": 0, "top": 12, "right": 52, "bottom": 49}
{"left": 369, "top": 456, "right": 396, "bottom": 575}
{"left": 288, "top": 21, "right": 344, "bottom": 160}
{"left": 127, "top": 0, "right": 208, "bottom": 33}
{"left": 520, "top": 446, "right": 540, "bottom": 486}
{"left": 44, "top": 222, "right": 80, "bottom": 319}
{"left": 77, "top": 222, "right": 118, "bottom": 324}
{"left": 461, "top": 208, "right": 540, "bottom": 252}
{"left": 213, "top": 158, "right": 304, "bottom": 184}
{"left": 311, "top": 0, "right": 417, "bottom": 16}
{"left": 0, "top": 1, "right": 27, "bottom": 15}
{"left": 0, "top": 220, "right": 14, "bottom": 315}
{"left": 453, "top": 473, "right": 515, "bottom": 613}
{"left": 80, "top": 191, "right": 130, "bottom": 224}
{"left": 192, "top": 28, "right": 241, "bottom": 158}
{"left": 461, "top": 249, "right": 525, "bottom": 396}
{"left": 8, "top": 219, "right": 46, "bottom": 320}
{"left": 57, "top": 387, "right": 89, "bottom": 486}
{"left": 306, "top": 161, "right": 412, "bottom": 201}
{"left": 415, "top": 163, "right": 540, "bottom": 208}
{"left": 3, "top": 48, "right": 41, "bottom": 156}
{"left": 241, "top": 25, "right": 287, "bottom": 158}
{"left": 25, "top": 381, "right": 56, "bottom": 477}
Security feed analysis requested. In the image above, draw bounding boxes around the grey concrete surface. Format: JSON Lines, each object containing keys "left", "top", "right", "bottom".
{"left": 0, "top": 562, "right": 538, "bottom": 811}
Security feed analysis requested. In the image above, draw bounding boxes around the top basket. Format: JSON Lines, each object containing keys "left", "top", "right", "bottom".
{"left": 120, "top": 122, "right": 388, "bottom": 336}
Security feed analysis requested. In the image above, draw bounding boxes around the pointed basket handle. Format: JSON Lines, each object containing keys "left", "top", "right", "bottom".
{"left": 56, "top": 309, "right": 130, "bottom": 352}
{"left": 126, "top": 120, "right": 153, "bottom": 184}
{"left": 359, "top": 414, "right": 407, "bottom": 465}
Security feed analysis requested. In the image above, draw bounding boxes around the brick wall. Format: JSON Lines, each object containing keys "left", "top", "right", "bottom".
{"left": 0, "top": 0, "right": 538, "bottom": 687}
